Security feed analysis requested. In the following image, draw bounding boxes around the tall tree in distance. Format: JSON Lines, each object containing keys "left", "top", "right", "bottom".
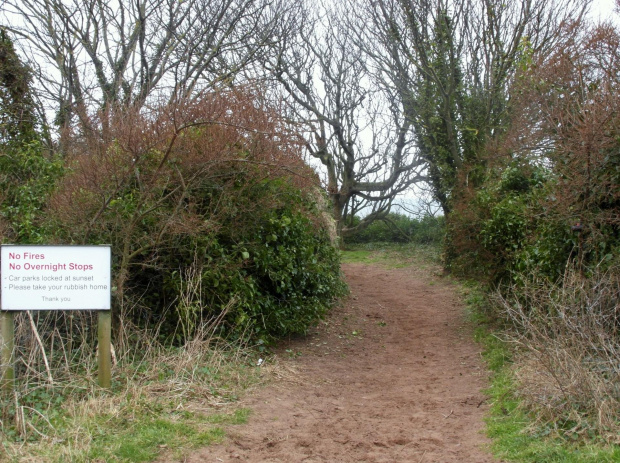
{"left": 268, "top": 2, "right": 426, "bottom": 239}
{"left": 0, "top": 28, "right": 62, "bottom": 242}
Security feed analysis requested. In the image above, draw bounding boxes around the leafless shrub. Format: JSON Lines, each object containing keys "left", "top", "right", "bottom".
{"left": 496, "top": 264, "right": 620, "bottom": 441}
{"left": 12, "top": 311, "right": 99, "bottom": 385}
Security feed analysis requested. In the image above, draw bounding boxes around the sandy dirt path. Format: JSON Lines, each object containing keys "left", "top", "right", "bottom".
{"left": 173, "top": 261, "right": 496, "bottom": 462}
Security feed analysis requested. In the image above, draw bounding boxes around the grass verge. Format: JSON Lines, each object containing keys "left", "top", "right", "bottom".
{"left": 463, "top": 282, "right": 620, "bottom": 463}
{"left": 341, "top": 242, "right": 441, "bottom": 269}
{"left": 0, "top": 326, "right": 267, "bottom": 463}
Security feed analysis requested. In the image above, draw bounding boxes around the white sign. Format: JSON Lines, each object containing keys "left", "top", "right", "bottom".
{"left": 1, "top": 245, "right": 111, "bottom": 311}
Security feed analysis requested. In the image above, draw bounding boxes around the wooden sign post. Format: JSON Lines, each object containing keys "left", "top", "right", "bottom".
{"left": 1, "top": 245, "right": 112, "bottom": 389}
{"left": 0, "top": 310, "right": 14, "bottom": 391}
{"left": 98, "top": 311, "right": 112, "bottom": 388}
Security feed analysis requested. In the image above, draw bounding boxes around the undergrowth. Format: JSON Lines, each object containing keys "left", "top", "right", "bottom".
{"left": 463, "top": 281, "right": 620, "bottom": 462}
{"left": 0, "top": 315, "right": 268, "bottom": 462}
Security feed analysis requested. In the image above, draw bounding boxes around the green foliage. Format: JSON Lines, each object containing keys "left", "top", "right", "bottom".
{"left": 446, "top": 161, "right": 582, "bottom": 283}
{"left": 244, "top": 211, "right": 346, "bottom": 338}
{"left": 0, "top": 31, "right": 63, "bottom": 243}
{"left": 513, "top": 220, "right": 575, "bottom": 281}
{"left": 0, "top": 28, "right": 41, "bottom": 144}
{"left": 346, "top": 213, "right": 445, "bottom": 245}
{"left": 113, "top": 176, "right": 346, "bottom": 343}
{"left": 0, "top": 140, "right": 64, "bottom": 242}
{"left": 448, "top": 147, "right": 620, "bottom": 283}
{"left": 476, "top": 167, "right": 551, "bottom": 280}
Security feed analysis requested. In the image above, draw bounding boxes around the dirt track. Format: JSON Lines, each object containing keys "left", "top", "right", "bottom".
{"left": 175, "top": 261, "right": 495, "bottom": 462}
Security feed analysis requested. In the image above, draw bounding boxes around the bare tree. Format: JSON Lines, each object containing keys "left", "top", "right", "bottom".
{"left": 353, "top": 0, "right": 590, "bottom": 214}
{"left": 267, "top": 3, "right": 426, "bottom": 238}
{"left": 2, "top": 0, "right": 293, "bottom": 132}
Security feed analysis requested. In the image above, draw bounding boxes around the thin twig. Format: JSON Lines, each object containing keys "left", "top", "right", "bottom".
{"left": 26, "top": 311, "right": 54, "bottom": 385}
{"left": 442, "top": 409, "right": 454, "bottom": 418}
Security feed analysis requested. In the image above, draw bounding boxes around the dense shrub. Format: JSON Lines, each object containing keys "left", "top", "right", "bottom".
{"left": 4, "top": 88, "right": 346, "bottom": 344}
{"left": 0, "top": 140, "right": 64, "bottom": 242}
{"left": 446, "top": 23, "right": 620, "bottom": 284}
{"left": 243, "top": 208, "right": 345, "bottom": 337}
{"left": 130, "top": 179, "right": 346, "bottom": 342}
{"left": 446, "top": 161, "right": 578, "bottom": 282}
{"left": 346, "top": 212, "right": 444, "bottom": 245}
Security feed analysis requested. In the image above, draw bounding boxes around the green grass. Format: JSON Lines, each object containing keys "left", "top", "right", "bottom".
{"left": 340, "top": 248, "right": 381, "bottom": 264}
{"left": 82, "top": 409, "right": 249, "bottom": 463}
{"left": 1, "top": 382, "right": 253, "bottom": 463}
{"left": 0, "top": 335, "right": 262, "bottom": 463}
{"left": 341, "top": 242, "right": 441, "bottom": 269}
{"left": 463, "top": 283, "right": 620, "bottom": 463}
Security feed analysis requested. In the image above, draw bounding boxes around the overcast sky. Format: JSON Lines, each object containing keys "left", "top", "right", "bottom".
{"left": 591, "top": 0, "right": 618, "bottom": 20}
